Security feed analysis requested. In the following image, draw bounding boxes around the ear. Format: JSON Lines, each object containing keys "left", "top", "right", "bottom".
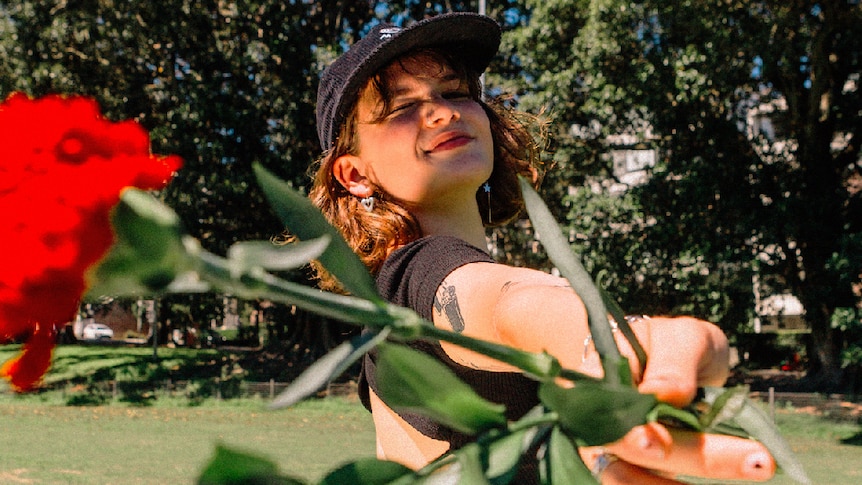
{"left": 332, "top": 154, "right": 374, "bottom": 198}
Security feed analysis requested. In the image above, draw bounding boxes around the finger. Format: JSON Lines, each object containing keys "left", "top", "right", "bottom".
{"left": 583, "top": 445, "right": 683, "bottom": 485}
{"left": 608, "top": 422, "right": 776, "bottom": 482}
{"left": 599, "top": 459, "right": 683, "bottom": 485}
{"left": 637, "top": 317, "right": 729, "bottom": 407}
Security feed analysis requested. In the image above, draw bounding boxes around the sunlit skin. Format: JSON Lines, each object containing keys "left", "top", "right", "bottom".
{"left": 333, "top": 54, "right": 776, "bottom": 484}
{"left": 333, "top": 58, "right": 493, "bottom": 247}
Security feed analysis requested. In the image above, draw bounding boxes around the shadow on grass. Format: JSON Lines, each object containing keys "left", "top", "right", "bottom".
{"left": 49, "top": 345, "right": 222, "bottom": 379}
{"left": 840, "top": 431, "right": 862, "bottom": 446}
{"left": 37, "top": 344, "right": 246, "bottom": 406}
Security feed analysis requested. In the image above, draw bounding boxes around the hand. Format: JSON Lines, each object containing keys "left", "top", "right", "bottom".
{"left": 633, "top": 316, "right": 731, "bottom": 407}
{"left": 586, "top": 422, "right": 775, "bottom": 484}
{"left": 583, "top": 317, "right": 776, "bottom": 484}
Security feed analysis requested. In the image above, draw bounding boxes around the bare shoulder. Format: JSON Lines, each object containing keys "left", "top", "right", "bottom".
{"left": 434, "top": 263, "right": 568, "bottom": 327}
{"left": 444, "top": 261, "right": 569, "bottom": 293}
{"left": 431, "top": 262, "right": 587, "bottom": 369}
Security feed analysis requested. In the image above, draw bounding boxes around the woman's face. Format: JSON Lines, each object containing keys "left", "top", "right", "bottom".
{"left": 337, "top": 53, "right": 494, "bottom": 212}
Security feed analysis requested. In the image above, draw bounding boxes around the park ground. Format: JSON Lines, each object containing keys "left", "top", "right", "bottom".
{"left": 1, "top": 344, "right": 860, "bottom": 484}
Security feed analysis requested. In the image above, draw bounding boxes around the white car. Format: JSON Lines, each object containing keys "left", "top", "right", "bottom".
{"left": 82, "top": 323, "right": 114, "bottom": 341}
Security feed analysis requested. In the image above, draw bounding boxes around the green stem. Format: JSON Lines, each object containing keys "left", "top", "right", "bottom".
{"left": 196, "top": 247, "right": 599, "bottom": 385}
{"left": 195, "top": 250, "right": 397, "bottom": 326}
{"left": 518, "top": 177, "right": 627, "bottom": 386}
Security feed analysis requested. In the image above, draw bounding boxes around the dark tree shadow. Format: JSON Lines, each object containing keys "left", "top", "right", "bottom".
{"left": 840, "top": 431, "right": 862, "bottom": 446}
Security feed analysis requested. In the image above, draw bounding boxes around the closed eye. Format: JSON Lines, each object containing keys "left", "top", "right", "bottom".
{"left": 390, "top": 101, "right": 416, "bottom": 114}
{"left": 384, "top": 90, "right": 472, "bottom": 120}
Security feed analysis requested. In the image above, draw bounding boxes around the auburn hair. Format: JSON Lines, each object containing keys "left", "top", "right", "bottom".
{"left": 305, "top": 48, "right": 544, "bottom": 293}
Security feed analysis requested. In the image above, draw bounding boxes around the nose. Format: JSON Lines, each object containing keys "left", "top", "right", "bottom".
{"left": 422, "top": 96, "right": 460, "bottom": 127}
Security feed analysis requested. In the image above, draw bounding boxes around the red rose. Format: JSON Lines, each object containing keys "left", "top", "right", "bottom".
{"left": 0, "top": 93, "right": 182, "bottom": 391}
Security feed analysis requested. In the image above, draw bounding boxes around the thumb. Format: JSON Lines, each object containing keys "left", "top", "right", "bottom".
{"left": 636, "top": 317, "right": 730, "bottom": 407}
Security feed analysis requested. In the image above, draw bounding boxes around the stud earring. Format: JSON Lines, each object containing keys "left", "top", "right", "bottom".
{"left": 360, "top": 195, "right": 375, "bottom": 212}
{"left": 482, "top": 182, "right": 491, "bottom": 223}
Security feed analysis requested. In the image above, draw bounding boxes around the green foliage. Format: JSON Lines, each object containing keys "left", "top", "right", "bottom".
{"left": 833, "top": 307, "right": 862, "bottom": 383}
{"left": 0, "top": 0, "right": 386, "bottom": 360}
{"left": 252, "top": 163, "right": 383, "bottom": 303}
{"left": 0, "top": 0, "right": 377, "bottom": 256}
{"left": 540, "top": 382, "right": 657, "bottom": 445}
{"left": 544, "top": 426, "right": 594, "bottom": 483}
{"left": 86, "top": 165, "right": 810, "bottom": 484}
{"left": 500, "top": 0, "right": 862, "bottom": 384}
{"left": 319, "top": 459, "right": 414, "bottom": 485}
{"left": 198, "top": 444, "right": 304, "bottom": 485}
{"left": 88, "top": 188, "right": 196, "bottom": 295}
{"left": 375, "top": 342, "right": 507, "bottom": 434}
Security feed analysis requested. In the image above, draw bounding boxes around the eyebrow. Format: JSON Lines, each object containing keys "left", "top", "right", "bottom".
{"left": 389, "top": 72, "right": 462, "bottom": 98}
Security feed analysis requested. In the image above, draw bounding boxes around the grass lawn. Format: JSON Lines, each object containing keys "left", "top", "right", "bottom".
{"left": 1, "top": 345, "right": 860, "bottom": 484}
{"left": 764, "top": 411, "right": 862, "bottom": 485}
{"left": 0, "top": 396, "right": 376, "bottom": 484}
{"left": 1, "top": 396, "right": 860, "bottom": 484}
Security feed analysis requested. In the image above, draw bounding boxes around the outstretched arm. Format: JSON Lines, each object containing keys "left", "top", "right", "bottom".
{"left": 433, "top": 261, "right": 775, "bottom": 484}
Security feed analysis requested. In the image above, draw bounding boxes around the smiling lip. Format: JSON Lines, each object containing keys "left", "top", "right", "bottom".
{"left": 426, "top": 131, "right": 473, "bottom": 152}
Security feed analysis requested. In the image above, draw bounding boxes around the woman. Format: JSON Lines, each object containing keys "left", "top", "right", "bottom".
{"left": 309, "top": 12, "right": 775, "bottom": 484}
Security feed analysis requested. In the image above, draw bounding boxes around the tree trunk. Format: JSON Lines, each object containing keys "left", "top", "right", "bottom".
{"left": 801, "top": 294, "right": 843, "bottom": 388}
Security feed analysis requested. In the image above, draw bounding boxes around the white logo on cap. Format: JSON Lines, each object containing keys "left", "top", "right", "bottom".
{"left": 379, "top": 27, "right": 401, "bottom": 40}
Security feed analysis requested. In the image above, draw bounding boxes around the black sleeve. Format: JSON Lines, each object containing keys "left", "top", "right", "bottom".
{"left": 375, "top": 235, "right": 495, "bottom": 321}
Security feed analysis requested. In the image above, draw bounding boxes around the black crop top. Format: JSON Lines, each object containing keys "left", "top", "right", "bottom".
{"left": 358, "top": 235, "right": 541, "bottom": 450}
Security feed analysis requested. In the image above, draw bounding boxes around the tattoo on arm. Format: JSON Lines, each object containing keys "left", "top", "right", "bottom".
{"left": 434, "top": 282, "right": 466, "bottom": 332}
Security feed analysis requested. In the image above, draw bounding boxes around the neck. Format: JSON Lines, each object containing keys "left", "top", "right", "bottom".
{"left": 412, "top": 199, "right": 488, "bottom": 251}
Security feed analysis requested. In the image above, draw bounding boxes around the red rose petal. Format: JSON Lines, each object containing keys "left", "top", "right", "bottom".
{"left": 0, "top": 92, "right": 182, "bottom": 391}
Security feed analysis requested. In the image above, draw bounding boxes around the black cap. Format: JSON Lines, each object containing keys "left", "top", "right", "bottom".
{"left": 315, "top": 12, "right": 501, "bottom": 152}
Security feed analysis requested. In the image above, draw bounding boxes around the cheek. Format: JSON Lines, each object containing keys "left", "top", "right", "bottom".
{"left": 358, "top": 122, "right": 415, "bottom": 156}
{"left": 474, "top": 113, "right": 495, "bottom": 166}
{"left": 468, "top": 104, "right": 493, "bottom": 143}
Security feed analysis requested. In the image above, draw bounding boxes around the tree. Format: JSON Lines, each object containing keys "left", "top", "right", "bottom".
{"left": 504, "top": 0, "right": 862, "bottom": 388}
{"left": 0, "top": 0, "right": 374, "bottom": 357}
{"left": 0, "top": 0, "right": 379, "bottom": 252}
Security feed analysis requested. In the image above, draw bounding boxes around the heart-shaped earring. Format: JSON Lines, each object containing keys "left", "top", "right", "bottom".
{"left": 360, "top": 196, "right": 375, "bottom": 212}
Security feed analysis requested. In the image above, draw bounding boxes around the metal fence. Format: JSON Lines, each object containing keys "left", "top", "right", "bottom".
{"left": 49, "top": 378, "right": 358, "bottom": 404}
{"left": 14, "top": 380, "right": 859, "bottom": 423}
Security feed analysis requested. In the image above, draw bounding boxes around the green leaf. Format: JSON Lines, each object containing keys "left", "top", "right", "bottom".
{"left": 600, "top": 290, "right": 648, "bottom": 377}
{"left": 319, "top": 458, "right": 416, "bottom": 485}
{"left": 269, "top": 329, "right": 390, "bottom": 410}
{"left": 484, "top": 427, "right": 536, "bottom": 483}
{"left": 734, "top": 400, "right": 812, "bottom": 485}
{"left": 88, "top": 189, "right": 192, "bottom": 296}
{"left": 419, "top": 326, "right": 567, "bottom": 383}
{"left": 539, "top": 381, "right": 657, "bottom": 446}
{"left": 544, "top": 426, "right": 596, "bottom": 485}
{"left": 416, "top": 457, "right": 463, "bottom": 484}
{"left": 226, "top": 237, "right": 330, "bottom": 276}
{"left": 193, "top": 246, "right": 404, "bottom": 328}
{"left": 650, "top": 402, "right": 703, "bottom": 431}
{"left": 252, "top": 163, "right": 382, "bottom": 303}
{"left": 519, "top": 177, "right": 630, "bottom": 385}
{"left": 197, "top": 444, "right": 303, "bottom": 485}
{"left": 455, "top": 443, "right": 493, "bottom": 484}
{"left": 688, "top": 387, "right": 811, "bottom": 483}
{"left": 699, "top": 386, "right": 749, "bottom": 430}
{"left": 375, "top": 343, "right": 507, "bottom": 435}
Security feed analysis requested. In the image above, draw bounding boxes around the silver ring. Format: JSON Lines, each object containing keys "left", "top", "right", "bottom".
{"left": 582, "top": 321, "right": 619, "bottom": 362}
{"left": 590, "top": 451, "right": 618, "bottom": 480}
